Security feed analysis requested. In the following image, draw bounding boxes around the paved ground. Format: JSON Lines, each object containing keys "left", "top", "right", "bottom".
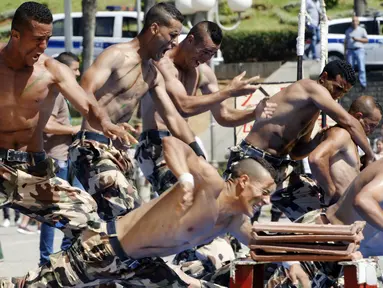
{"left": 0, "top": 211, "right": 63, "bottom": 277}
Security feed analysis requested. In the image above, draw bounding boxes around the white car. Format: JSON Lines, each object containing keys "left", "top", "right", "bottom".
{"left": 323, "top": 15, "right": 383, "bottom": 66}
{"left": 45, "top": 10, "right": 190, "bottom": 58}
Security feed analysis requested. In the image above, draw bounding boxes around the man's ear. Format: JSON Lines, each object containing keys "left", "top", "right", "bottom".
{"left": 318, "top": 71, "right": 328, "bottom": 83}
{"left": 150, "top": 23, "right": 159, "bottom": 35}
{"left": 239, "top": 174, "right": 249, "bottom": 189}
{"left": 187, "top": 34, "right": 194, "bottom": 44}
{"left": 355, "top": 112, "right": 363, "bottom": 120}
{"left": 11, "top": 29, "right": 20, "bottom": 40}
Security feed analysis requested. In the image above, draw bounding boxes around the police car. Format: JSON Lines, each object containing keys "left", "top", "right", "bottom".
{"left": 45, "top": 9, "right": 190, "bottom": 58}
{"left": 324, "top": 15, "right": 383, "bottom": 66}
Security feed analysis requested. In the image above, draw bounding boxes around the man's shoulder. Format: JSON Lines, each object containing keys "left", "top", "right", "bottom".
{"left": 296, "top": 78, "right": 321, "bottom": 92}
{"left": 325, "top": 125, "right": 352, "bottom": 142}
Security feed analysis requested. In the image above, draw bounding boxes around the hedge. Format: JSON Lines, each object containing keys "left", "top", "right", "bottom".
{"left": 221, "top": 30, "right": 298, "bottom": 63}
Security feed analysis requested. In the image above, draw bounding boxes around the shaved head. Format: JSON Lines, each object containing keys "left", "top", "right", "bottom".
{"left": 349, "top": 95, "right": 382, "bottom": 117}
{"left": 229, "top": 158, "right": 276, "bottom": 183}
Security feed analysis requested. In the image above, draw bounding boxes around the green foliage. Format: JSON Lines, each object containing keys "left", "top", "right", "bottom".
{"left": 219, "top": 0, "right": 234, "bottom": 16}
{"left": 221, "top": 30, "right": 297, "bottom": 63}
{"left": 325, "top": 0, "right": 339, "bottom": 10}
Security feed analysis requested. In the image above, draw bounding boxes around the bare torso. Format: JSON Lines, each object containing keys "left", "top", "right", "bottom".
{"left": 245, "top": 79, "right": 321, "bottom": 156}
{"left": 82, "top": 43, "right": 157, "bottom": 132}
{"left": 326, "top": 162, "right": 383, "bottom": 248}
{"left": 321, "top": 126, "right": 360, "bottom": 203}
{"left": 141, "top": 55, "right": 199, "bottom": 132}
{"left": 0, "top": 47, "right": 59, "bottom": 152}
{"left": 116, "top": 159, "right": 236, "bottom": 259}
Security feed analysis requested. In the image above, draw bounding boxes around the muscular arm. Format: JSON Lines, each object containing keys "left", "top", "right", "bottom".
{"left": 309, "top": 83, "right": 374, "bottom": 160}
{"left": 163, "top": 136, "right": 223, "bottom": 199}
{"left": 80, "top": 47, "right": 124, "bottom": 94}
{"left": 48, "top": 58, "right": 125, "bottom": 139}
{"left": 200, "top": 64, "right": 258, "bottom": 127}
{"left": 353, "top": 177, "right": 383, "bottom": 231}
{"left": 309, "top": 128, "right": 351, "bottom": 198}
{"left": 155, "top": 60, "right": 258, "bottom": 117}
{"left": 227, "top": 215, "right": 253, "bottom": 246}
{"left": 44, "top": 116, "right": 79, "bottom": 135}
{"left": 150, "top": 71, "right": 196, "bottom": 145}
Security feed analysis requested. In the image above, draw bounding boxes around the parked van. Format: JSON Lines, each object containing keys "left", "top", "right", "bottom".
{"left": 45, "top": 10, "right": 190, "bottom": 57}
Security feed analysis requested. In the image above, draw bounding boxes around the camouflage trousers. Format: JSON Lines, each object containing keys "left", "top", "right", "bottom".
{"left": 135, "top": 130, "right": 177, "bottom": 195}
{"left": 224, "top": 140, "right": 324, "bottom": 222}
{"left": 0, "top": 221, "right": 188, "bottom": 287}
{"left": 0, "top": 156, "right": 101, "bottom": 238}
{"left": 69, "top": 132, "right": 141, "bottom": 221}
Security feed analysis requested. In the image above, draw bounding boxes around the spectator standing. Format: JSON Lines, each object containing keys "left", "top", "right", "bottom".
{"left": 306, "top": 0, "right": 321, "bottom": 60}
{"left": 345, "top": 16, "right": 368, "bottom": 90}
{"left": 39, "top": 52, "right": 83, "bottom": 266}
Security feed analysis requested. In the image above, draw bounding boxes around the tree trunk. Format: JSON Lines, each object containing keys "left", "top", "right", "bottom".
{"left": 144, "top": 0, "right": 156, "bottom": 15}
{"left": 81, "top": 0, "right": 97, "bottom": 73}
{"left": 354, "top": 0, "right": 367, "bottom": 16}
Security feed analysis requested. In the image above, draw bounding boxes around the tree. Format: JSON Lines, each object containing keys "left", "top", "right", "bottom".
{"left": 81, "top": 0, "right": 97, "bottom": 73}
{"left": 144, "top": 0, "right": 156, "bottom": 15}
{"left": 354, "top": 0, "right": 367, "bottom": 16}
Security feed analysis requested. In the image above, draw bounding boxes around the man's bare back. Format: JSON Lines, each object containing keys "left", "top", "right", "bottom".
{"left": 244, "top": 61, "right": 374, "bottom": 163}
{"left": 309, "top": 96, "right": 382, "bottom": 205}
{"left": 246, "top": 79, "right": 330, "bottom": 156}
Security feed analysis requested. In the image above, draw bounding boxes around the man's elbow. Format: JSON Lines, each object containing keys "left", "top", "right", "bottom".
{"left": 353, "top": 194, "right": 365, "bottom": 211}
{"left": 308, "top": 153, "right": 320, "bottom": 167}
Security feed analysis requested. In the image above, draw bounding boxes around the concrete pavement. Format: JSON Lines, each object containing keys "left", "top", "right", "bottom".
{"left": 0, "top": 215, "right": 63, "bottom": 277}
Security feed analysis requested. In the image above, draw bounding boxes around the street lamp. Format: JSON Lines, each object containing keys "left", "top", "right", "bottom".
{"left": 175, "top": 0, "right": 252, "bottom": 165}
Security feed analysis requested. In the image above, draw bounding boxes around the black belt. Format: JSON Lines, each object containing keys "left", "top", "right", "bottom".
{"left": 106, "top": 221, "right": 140, "bottom": 269}
{"left": 75, "top": 131, "right": 111, "bottom": 145}
{"left": 139, "top": 130, "right": 171, "bottom": 142}
{"left": 0, "top": 148, "right": 46, "bottom": 164}
{"left": 239, "top": 140, "right": 296, "bottom": 167}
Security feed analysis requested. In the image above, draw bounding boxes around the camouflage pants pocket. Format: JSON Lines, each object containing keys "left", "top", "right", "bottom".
{"left": 271, "top": 173, "right": 323, "bottom": 222}
{"left": 8, "top": 163, "right": 101, "bottom": 238}
{"left": 88, "top": 163, "right": 140, "bottom": 220}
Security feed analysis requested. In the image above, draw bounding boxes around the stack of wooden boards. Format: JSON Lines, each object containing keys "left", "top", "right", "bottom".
{"left": 249, "top": 221, "right": 366, "bottom": 262}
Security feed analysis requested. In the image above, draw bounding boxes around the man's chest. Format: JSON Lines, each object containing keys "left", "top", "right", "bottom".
{"left": 0, "top": 68, "right": 53, "bottom": 107}
{"left": 176, "top": 68, "right": 199, "bottom": 96}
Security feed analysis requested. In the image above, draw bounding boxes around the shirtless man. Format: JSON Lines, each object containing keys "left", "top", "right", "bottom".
{"left": 137, "top": 21, "right": 275, "bottom": 194}
{"left": 70, "top": 4, "right": 259, "bottom": 220}
{"left": 1, "top": 136, "right": 277, "bottom": 287}
{"left": 273, "top": 96, "right": 381, "bottom": 287}
{"left": 224, "top": 60, "right": 375, "bottom": 222}
{"left": 0, "top": 2, "right": 126, "bottom": 238}
{"left": 309, "top": 95, "right": 382, "bottom": 206}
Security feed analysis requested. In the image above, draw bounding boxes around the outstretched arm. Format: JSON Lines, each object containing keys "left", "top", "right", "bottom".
{"left": 44, "top": 116, "right": 80, "bottom": 135}
{"left": 151, "top": 70, "right": 205, "bottom": 157}
{"left": 199, "top": 64, "right": 276, "bottom": 127}
{"left": 155, "top": 60, "right": 259, "bottom": 117}
{"left": 48, "top": 58, "right": 127, "bottom": 141}
{"left": 309, "top": 83, "right": 374, "bottom": 164}
{"left": 162, "top": 136, "right": 204, "bottom": 209}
